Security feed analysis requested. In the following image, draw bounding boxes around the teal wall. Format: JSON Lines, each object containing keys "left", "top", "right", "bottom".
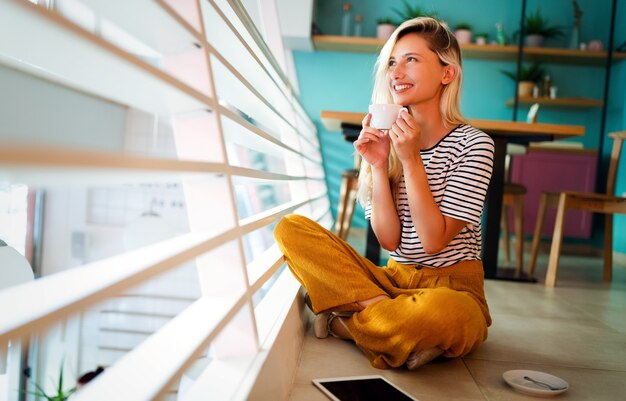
{"left": 295, "top": 0, "right": 626, "bottom": 250}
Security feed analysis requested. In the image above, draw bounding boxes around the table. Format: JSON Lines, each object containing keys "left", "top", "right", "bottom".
{"left": 321, "top": 110, "right": 585, "bottom": 281}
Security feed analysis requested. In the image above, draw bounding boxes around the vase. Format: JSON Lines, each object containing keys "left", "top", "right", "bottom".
{"left": 569, "top": 26, "right": 580, "bottom": 49}
{"left": 524, "top": 34, "right": 544, "bottom": 47}
{"left": 454, "top": 29, "right": 473, "bottom": 45}
{"left": 376, "top": 24, "right": 396, "bottom": 40}
{"left": 518, "top": 81, "right": 535, "bottom": 97}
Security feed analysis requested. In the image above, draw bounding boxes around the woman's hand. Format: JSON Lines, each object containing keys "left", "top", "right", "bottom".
{"left": 389, "top": 110, "right": 421, "bottom": 163}
{"left": 354, "top": 113, "right": 390, "bottom": 169}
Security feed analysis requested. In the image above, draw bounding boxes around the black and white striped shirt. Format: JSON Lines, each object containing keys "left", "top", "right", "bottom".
{"left": 365, "top": 124, "right": 494, "bottom": 268}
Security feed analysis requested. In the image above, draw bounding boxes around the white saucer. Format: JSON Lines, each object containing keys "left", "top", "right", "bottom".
{"left": 502, "top": 370, "right": 569, "bottom": 397}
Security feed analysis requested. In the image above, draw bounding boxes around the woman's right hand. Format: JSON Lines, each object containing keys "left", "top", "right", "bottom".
{"left": 354, "top": 113, "right": 390, "bottom": 169}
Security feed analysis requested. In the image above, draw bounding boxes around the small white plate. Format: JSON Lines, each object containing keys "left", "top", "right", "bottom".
{"left": 503, "top": 370, "right": 569, "bottom": 397}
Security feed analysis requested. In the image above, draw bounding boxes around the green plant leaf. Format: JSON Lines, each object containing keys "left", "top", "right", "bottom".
{"left": 501, "top": 62, "right": 546, "bottom": 83}
{"left": 23, "top": 359, "right": 77, "bottom": 401}
{"left": 524, "top": 8, "right": 564, "bottom": 38}
{"left": 391, "top": 0, "right": 436, "bottom": 24}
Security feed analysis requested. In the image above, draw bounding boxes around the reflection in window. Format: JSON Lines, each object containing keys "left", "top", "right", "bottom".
{"left": 0, "top": 183, "right": 28, "bottom": 255}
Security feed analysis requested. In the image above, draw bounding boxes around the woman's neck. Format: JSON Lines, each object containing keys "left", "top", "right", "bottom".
{"left": 409, "top": 102, "right": 449, "bottom": 149}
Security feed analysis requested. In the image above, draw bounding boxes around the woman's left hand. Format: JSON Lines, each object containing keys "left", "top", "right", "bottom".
{"left": 389, "top": 109, "right": 421, "bottom": 163}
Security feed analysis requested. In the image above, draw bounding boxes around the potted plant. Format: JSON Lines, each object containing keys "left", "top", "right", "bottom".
{"left": 523, "top": 8, "right": 564, "bottom": 47}
{"left": 26, "top": 363, "right": 76, "bottom": 401}
{"left": 376, "top": 17, "right": 396, "bottom": 40}
{"left": 392, "top": 0, "right": 437, "bottom": 24}
{"left": 501, "top": 62, "right": 545, "bottom": 97}
{"left": 474, "top": 32, "right": 489, "bottom": 45}
{"left": 454, "top": 23, "right": 473, "bottom": 45}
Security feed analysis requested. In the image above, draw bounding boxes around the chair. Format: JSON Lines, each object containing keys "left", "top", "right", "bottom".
{"left": 501, "top": 182, "right": 527, "bottom": 275}
{"left": 528, "top": 131, "right": 626, "bottom": 287}
{"left": 334, "top": 169, "right": 359, "bottom": 240}
{"left": 500, "top": 144, "right": 528, "bottom": 274}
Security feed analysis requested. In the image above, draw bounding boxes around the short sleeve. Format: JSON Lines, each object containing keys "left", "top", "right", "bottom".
{"left": 438, "top": 132, "right": 494, "bottom": 226}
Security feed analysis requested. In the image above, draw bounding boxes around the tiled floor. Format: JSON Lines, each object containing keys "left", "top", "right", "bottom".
{"left": 288, "top": 240, "right": 626, "bottom": 401}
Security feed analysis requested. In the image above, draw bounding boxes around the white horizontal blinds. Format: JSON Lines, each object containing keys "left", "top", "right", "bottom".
{"left": 0, "top": 1, "right": 211, "bottom": 117}
{"left": 209, "top": 0, "right": 294, "bottom": 113}
{"left": 58, "top": 0, "right": 213, "bottom": 98}
{"left": 0, "top": 0, "right": 328, "bottom": 400}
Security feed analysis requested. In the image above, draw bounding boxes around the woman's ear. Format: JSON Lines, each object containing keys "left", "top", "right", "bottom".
{"left": 441, "top": 65, "right": 456, "bottom": 85}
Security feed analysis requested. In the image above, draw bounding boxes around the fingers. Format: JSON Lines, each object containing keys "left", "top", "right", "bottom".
{"left": 359, "top": 126, "right": 385, "bottom": 139}
{"left": 362, "top": 113, "right": 372, "bottom": 128}
{"left": 398, "top": 109, "right": 417, "bottom": 129}
{"left": 394, "top": 116, "right": 411, "bottom": 133}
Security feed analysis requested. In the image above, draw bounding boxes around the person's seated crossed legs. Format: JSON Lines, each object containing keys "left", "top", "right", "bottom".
{"left": 310, "top": 293, "right": 443, "bottom": 370}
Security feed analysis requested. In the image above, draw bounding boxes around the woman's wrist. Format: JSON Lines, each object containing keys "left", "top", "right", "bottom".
{"left": 401, "top": 154, "right": 423, "bottom": 174}
{"left": 371, "top": 163, "right": 388, "bottom": 175}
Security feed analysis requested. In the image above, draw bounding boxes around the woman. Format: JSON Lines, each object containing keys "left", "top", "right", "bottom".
{"left": 274, "top": 17, "right": 494, "bottom": 370}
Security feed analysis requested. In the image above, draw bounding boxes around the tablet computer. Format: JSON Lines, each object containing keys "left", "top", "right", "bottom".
{"left": 312, "top": 375, "right": 419, "bottom": 401}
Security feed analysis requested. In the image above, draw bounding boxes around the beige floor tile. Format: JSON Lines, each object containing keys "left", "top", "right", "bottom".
{"left": 465, "top": 359, "right": 626, "bottom": 401}
{"left": 466, "top": 313, "right": 626, "bottom": 371}
{"left": 569, "top": 301, "right": 626, "bottom": 335}
{"left": 292, "top": 329, "right": 487, "bottom": 401}
{"left": 289, "top": 383, "right": 331, "bottom": 401}
{"left": 484, "top": 281, "right": 581, "bottom": 319}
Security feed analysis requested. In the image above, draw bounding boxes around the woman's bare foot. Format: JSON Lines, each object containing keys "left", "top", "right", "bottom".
{"left": 406, "top": 347, "right": 444, "bottom": 370}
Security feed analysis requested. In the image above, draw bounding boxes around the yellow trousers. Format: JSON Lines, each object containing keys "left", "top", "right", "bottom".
{"left": 274, "top": 214, "right": 491, "bottom": 369}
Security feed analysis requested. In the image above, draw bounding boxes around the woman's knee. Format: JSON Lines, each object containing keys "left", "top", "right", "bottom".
{"left": 273, "top": 214, "right": 314, "bottom": 243}
{"left": 411, "top": 288, "right": 486, "bottom": 326}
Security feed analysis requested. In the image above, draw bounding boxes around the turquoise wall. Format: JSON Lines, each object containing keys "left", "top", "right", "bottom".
{"left": 295, "top": 0, "right": 626, "bottom": 249}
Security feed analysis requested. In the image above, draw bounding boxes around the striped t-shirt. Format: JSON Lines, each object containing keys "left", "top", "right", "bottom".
{"left": 365, "top": 124, "right": 494, "bottom": 268}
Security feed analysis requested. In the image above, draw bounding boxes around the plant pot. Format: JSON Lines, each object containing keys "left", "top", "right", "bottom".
{"left": 518, "top": 81, "right": 535, "bottom": 97}
{"left": 524, "top": 34, "right": 544, "bottom": 47}
{"left": 475, "top": 36, "right": 487, "bottom": 45}
{"left": 376, "top": 24, "right": 396, "bottom": 40}
{"left": 454, "top": 29, "right": 472, "bottom": 44}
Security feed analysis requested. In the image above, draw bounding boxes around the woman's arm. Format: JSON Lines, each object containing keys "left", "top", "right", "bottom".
{"left": 402, "top": 158, "right": 466, "bottom": 254}
{"left": 370, "top": 165, "right": 401, "bottom": 251}
{"left": 354, "top": 114, "right": 402, "bottom": 251}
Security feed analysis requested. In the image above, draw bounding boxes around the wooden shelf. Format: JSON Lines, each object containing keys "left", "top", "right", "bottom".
{"left": 505, "top": 96, "right": 604, "bottom": 108}
{"left": 313, "top": 35, "right": 385, "bottom": 53}
{"left": 312, "top": 35, "right": 626, "bottom": 66}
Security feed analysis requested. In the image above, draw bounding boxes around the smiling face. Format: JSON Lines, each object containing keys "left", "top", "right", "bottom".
{"left": 387, "top": 33, "right": 454, "bottom": 109}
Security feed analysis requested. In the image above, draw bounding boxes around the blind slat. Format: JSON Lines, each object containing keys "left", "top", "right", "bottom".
{"left": 0, "top": 0, "right": 212, "bottom": 114}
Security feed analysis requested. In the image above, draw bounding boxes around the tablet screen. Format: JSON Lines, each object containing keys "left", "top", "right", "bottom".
{"left": 313, "top": 376, "right": 418, "bottom": 401}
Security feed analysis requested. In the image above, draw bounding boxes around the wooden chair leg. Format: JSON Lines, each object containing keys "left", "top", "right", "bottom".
{"left": 604, "top": 214, "right": 613, "bottom": 282}
{"left": 529, "top": 193, "right": 548, "bottom": 276}
{"left": 514, "top": 195, "right": 524, "bottom": 275}
{"left": 342, "top": 186, "right": 357, "bottom": 240}
{"left": 334, "top": 176, "right": 350, "bottom": 239}
{"left": 546, "top": 193, "right": 568, "bottom": 287}
{"left": 501, "top": 205, "right": 511, "bottom": 264}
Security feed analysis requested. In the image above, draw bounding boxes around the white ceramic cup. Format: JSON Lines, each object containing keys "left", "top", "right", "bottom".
{"left": 368, "top": 104, "right": 406, "bottom": 129}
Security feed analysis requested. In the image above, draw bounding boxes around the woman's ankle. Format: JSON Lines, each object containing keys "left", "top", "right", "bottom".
{"left": 329, "top": 316, "right": 353, "bottom": 340}
{"left": 357, "top": 294, "right": 390, "bottom": 309}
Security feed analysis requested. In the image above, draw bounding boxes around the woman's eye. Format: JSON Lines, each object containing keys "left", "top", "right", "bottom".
{"left": 407, "top": 56, "right": 417, "bottom": 62}
{"left": 388, "top": 60, "right": 396, "bottom": 67}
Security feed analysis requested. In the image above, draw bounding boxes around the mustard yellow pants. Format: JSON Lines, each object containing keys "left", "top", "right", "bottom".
{"left": 274, "top": 214, "right": 491, "bottom": 369}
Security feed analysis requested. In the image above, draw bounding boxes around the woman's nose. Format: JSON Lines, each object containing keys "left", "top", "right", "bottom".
{"left": 391, "top": 63, "right": 405, "bottom": 79}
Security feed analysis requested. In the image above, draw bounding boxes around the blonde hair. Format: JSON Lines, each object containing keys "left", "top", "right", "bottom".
{"left": 356, "top": 17, "right": 466, "bottom": 206}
